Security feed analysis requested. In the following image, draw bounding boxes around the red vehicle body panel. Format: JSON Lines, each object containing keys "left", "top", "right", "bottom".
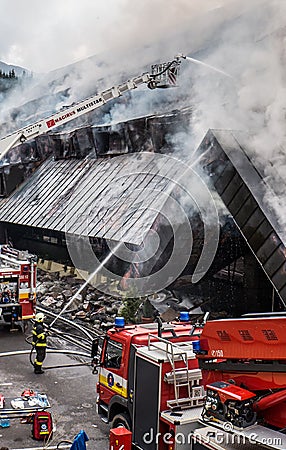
{"left": 199, "top": 317, "right": 286, "bottom": 360}
{"left": 206, "top": 381, "right": 256, "bottom": 402}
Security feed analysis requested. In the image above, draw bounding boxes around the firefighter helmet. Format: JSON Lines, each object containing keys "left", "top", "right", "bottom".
{"left": 35, "top": 312, "right": 45, "bottom": 322}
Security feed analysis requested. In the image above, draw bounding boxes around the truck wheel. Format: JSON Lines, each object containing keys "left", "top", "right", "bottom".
{"left": 111, "top": 412, "right": 131, "bottom": 430}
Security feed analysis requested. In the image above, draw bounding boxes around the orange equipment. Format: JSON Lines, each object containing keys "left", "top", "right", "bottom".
{"left": 197, "top": 313, "right": 286, "bottom": 429}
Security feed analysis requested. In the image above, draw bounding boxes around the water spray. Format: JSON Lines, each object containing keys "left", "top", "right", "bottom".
{"left": 189, "top": 146, "right": 214, "bottom": 168}
{"left": 179, "top": 53, "right": 233, "bottom": 79}
{"left": 49, "top": 241, "right": 123, "bottom": 328}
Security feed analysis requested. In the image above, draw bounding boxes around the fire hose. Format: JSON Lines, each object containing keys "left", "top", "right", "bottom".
{"left": 0, "top": 348, "right": 94, "bottom": 370}
{"left": 36, "top": 305, "right": 99, "bottom": 342}
{"left": 25, "top": 332, "right": 95, "bottom": 370}
{"left": 29, "top": 342, "right": 35, "bottom": 367}
{"left": 30, "top": 305, "right": 104, "bottom": 365}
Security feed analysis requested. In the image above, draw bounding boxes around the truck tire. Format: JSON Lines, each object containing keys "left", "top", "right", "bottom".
{"left": 111, "top": 412, "right": 131, "bottom": 430}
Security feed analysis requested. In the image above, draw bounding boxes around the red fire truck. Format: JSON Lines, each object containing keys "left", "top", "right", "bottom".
{"left": 97, "top": 313, "right": 286, "bottom": 450}
{"left": 96, "top": 314, "right": 205, "bottom": 450}
{"left": 0, "top": 245, "right": 37, "bottom": 326}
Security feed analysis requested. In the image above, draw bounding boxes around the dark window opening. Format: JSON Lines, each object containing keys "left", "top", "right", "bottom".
{"left": 104, "top": 340, "right": 123, "bottom": 370}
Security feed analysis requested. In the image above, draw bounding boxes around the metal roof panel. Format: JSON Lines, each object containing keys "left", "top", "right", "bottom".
{"left": 0, "top": 153, "right": 183, "bottom": 245}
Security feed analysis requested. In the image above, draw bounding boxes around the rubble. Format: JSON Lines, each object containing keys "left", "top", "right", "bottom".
{"left": 40, "top": 296, "right": 57, "bottom": 307}
{"left": 36, "top": 267, "right": 206, "bottom": 330}
{"left": 37, "top": 269, "right": 122, "bottom": 330}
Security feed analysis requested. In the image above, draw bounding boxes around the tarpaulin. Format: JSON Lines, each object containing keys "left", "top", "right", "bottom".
{"left": 70, "top": 430, "right": 89, "bottom": 450}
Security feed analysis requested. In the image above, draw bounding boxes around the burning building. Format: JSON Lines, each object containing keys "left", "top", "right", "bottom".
{"left": 0, "top": 108, "right": 272, "bottom": 316}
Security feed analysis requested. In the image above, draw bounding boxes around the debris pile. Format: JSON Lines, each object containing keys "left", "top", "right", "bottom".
{"left": 36, "top": 268, "right": 203, "bottom": 329}
{"left": 36, "top": 270, "right": 121, "bottom": 330}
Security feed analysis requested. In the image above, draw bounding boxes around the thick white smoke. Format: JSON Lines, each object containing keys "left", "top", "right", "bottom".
{"left": 1, "top": 0, "right": 286, "bottom": 230}
{"left": 2, "top": 0, "right": 286, "bottom": 292}
{"left": 97, "top": 0, "right": 286, "bottom": 156}
{"left": 0, "top": 0, "right": 223, "bottom": 74}
{"left": 0, "top": 0, "right": 271, "bottom": 131}
{"left": 190, "top": 0, "right": 286, "bottom": 149}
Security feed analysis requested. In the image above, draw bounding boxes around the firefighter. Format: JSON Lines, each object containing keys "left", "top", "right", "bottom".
{"left": 32, "top": 312, "right": 47, "bottom": 374}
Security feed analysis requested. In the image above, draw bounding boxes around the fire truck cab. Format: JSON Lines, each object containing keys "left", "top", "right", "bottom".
{"left": 0, "top": 245, "right": 37, "bottom": 326}
{"left": 96, "top": 315, "right": 205, "bottom": 449}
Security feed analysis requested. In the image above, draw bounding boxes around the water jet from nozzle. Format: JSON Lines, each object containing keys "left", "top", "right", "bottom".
{"left": 185, "top": 55, "right": 233, "bottom": 79}
{"left": 49, "top": 241, "right": 123, "bottom": 328}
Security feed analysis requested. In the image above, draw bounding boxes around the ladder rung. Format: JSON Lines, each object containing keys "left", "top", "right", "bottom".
{"left": 167, "top": 397, "right": 205, "bottom": 410}
{"left": 164, "top": 369, "right": 202, "bottom": 384}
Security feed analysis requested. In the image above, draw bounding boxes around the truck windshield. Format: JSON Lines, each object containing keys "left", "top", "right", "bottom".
{"left": 104, "top": 340, "right": 123, "bottom": 370}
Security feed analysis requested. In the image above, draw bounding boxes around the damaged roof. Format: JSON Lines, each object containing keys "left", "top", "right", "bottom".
{"left": 198, "top": 129, "right": 286, "bottom": 304}
{"left": 202, "top": 129, "right": 286, "bottom": 244}
{"left": 0, "top": 153, "right": 183, "bottom": 245}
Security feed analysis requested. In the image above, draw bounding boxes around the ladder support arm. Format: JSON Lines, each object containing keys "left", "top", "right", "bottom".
{"left": 0, "top": 72, "right": 151, "bottom": 160}
{"left": 0, "top": 55, "right": 184, "bottom": 161}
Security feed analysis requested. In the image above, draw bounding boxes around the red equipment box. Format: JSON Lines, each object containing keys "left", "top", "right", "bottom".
{"left": 32, "top": 411, "right": 53, "bottom": 441}
{"left": 110, "top": 427, "right": 132, "bottom": 450}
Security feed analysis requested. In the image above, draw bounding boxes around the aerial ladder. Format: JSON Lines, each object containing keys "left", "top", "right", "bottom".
{"left": 0, "top": 55, "right": 185, "bottom": 161}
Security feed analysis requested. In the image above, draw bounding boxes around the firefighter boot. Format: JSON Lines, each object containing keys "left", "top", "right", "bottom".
{"left": 34, "top": 363, "right": 44, "bottom": 374}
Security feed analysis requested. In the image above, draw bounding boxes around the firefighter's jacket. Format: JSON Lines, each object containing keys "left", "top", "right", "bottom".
{"left": 32, "top": 322, "right": 47, "bottom": 347}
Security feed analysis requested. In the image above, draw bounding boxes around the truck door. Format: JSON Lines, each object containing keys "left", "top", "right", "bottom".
{"left": 99, "top": 338, "right": 126, "bottom": 404}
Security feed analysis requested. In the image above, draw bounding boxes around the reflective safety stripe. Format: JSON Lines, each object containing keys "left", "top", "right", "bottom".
{"left": 34, "top": 360, "right": 43, "bottom": 366}
{"left": 99, "top": 373, "right": 128, "bottom": 398}
{"left": 37, "top": 333, "right": 45, "bottom": 339}
{"left": 35, "top": 343, "right": 47, "bottom": 347}
{"left": 32, "top": 330, "right": 37, "bottom": 335}
{"left": 19, "top": 292, "right": 30, "bottom": 299}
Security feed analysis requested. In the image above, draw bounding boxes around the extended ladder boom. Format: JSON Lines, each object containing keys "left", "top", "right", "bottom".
{"left": 0, "top": 74, "right": 150, "bottom": 159}
{"left": 0, "top": 55, "right": 184, "bottom": 160}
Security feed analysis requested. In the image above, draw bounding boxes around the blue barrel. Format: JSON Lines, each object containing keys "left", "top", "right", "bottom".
{"left": 115, "top": 317, "right": 125, "bottom": 328}
{"left": 192, "top": 340, "right": 201, "bottom": 353}
{"left": 180, "top": 311, "right": 190, "bottom": 322}
{"left": 0, "top": 417, "right": 10, "bottom": 428}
